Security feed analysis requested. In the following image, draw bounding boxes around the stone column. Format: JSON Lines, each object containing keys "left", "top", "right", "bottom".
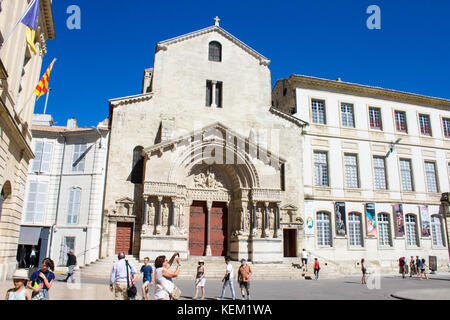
{"left": 143, "top": 196, "right": 149, "bottom": 225}
{"left": 263, "top": 202, "right": 269, "bottom": 238}
{"left": 211, "top": 81, "right": 217, "bottom": 108}
{"left": 205, "top": 201, "right": 213, "bottom": 256}
{"left": 156, "top": 196, "right": 163, "bottom": 234}
{"left": 275, "top": 203, "right": 281, "bottom": 238}
{"left": 251, "top": 201, "right": 257, "bottom": 236}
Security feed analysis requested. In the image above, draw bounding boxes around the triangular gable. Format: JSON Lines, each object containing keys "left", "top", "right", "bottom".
{"left": 144, "top": 122, "right": 285, "bottom": 163}
{"left": 156, "top": 25, "right": 270, "bottom": 66}
{"left": 115, "top": 197, "right": 134, "bottom": 205}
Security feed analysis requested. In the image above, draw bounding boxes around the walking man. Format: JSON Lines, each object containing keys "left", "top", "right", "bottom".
{"left": 415, "top": 256, "right": 421, "bottom": 278}
{"left": 301, "top": 249, "right": 309, "bottom": 271}
{"left": 218, "top": 257, "right": 235, "bottom": 300}
{"left": 238, "top": 259, "right": 252, "bottom": 300}
{"left": 140, "top": 257, "right": 154, "bottom": 300}
{"left": 110, "top": 252, "right": 137, "bottom": 300}
{"left": 64, "top": 250, "right": 77, "bottom": 282}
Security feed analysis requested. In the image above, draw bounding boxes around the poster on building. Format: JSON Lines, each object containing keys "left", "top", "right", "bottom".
{"left": 335, "top": 202, "right": 346, "bottom": 236}
{"left": 365, "top": 203, "right": 377, "bottom": 236}
{"left": 419, "top": 205, "right": 431, "bottom": 237}
{"left": 393, "top": 204, "right": 405, "bottom": 237}
{"left": 304, "top": 203, "right": 314, "bottom": 235}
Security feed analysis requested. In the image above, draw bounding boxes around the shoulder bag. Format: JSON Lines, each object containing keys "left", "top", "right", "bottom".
{"left": 157, "top": 272, "right": 181, "bottom": 300}
{"left": 125, "top": 260, "right": 137, "bottom": 298}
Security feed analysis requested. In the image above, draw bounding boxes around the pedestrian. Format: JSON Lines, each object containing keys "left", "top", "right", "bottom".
{"left": 29, "top": 246, "right": 37, "bottom": 268}
{"left": 140, "top": 257, "right": 154, "bottom": 300}
{"left": 218, "top": 257, "right": 235, "bottom": 300}
{"left": 313, "top": 258, "right": 320, "bottom": 280}
{"left": 5, "top": 269, "right": 32, "bottom": 300}
{"left": 301, "top": 249, "right": 309, "bottom": 271}
{"left": 193, "top": 260, "right": 206, "bottom": 300}
{"left": 361, "top": 259, "right": 367, "bottom": 284}
{"left": 109, "top": 252, "right": 137, "bottom": 300}
{"left": 27, "top": 258, "right": 55, "bottom": 300}
{"left": 238, "top": 258, "right": 252, "bottom": 300}
{"left": 419, "top": 258, "right": 429, "bottom": 280}
{"left": 154, "top": 252, "right": 181, "bottom": 300}
{"left": 398, "top": 257, "right": 406, "bottom": 279}
{"left": 415, "top": 256, "right": 421, "bottom": 278}
{"left": 64, "top": 249, "right": 77, "bottom": 283}
{"left": 409, "top": 256, "right": 416, "bottom": 277}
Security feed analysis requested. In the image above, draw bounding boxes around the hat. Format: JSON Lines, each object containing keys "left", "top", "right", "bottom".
{"left": 12, "top": 269, "right": 29, "bottom": 280}
{"left": 198, "top": 260, "right": 205, "bottom": 264}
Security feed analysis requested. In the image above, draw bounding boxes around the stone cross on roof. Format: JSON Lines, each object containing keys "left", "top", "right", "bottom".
{"left": 214, "top": 16, "right": 220, "bottom": 26}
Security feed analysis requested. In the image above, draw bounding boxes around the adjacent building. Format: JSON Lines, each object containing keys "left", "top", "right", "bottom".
{"left": 0, "top": 0, "right": 55, "bottom": 280}
{"left": 273, "top": 75, "right": 450, "bottom": 272}
{"left": 18, "top": 114, "right": 109, "bottom": 269}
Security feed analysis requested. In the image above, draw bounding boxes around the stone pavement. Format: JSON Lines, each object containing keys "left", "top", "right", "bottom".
{"left": 1, "top": 273, "right": 449, "bottom": 300}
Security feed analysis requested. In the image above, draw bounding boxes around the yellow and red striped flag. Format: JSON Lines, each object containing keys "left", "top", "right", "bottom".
{"left": 34, "top": 58, "right": 56, "bottom": 100}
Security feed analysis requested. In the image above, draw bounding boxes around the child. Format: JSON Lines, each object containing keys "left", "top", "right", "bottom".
{"left": 5, "top": 269, "right": 32, "bottom": 300}
{"left": 28, "top": 258, "right": 55, "bottom": 300}
{"left": 140, "top": 257, "right": 154, "bottom": 300}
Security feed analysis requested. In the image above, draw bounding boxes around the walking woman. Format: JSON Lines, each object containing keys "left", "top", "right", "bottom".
{"left": 409, "top": 256, "right": 416, "bottom": 277}
{"left": 361, "top": 259, "right": 367, "bottom": 284}
{"left": 27, "top": 258, "right": 55, "bottom": 300}
{"left": 398, "top": 257, "right": 406, "bottom": 279}
{"left": 193, "top": 260, "right": 206, "bottom": 300}
{"left": 154, "top": 252, "right": 181, "bottom": 300}
{"left": 313, "top": 258, "right": 320, "bottom": 280}
{"left": 419, "top": 258, "right": 429, "bottom": 280}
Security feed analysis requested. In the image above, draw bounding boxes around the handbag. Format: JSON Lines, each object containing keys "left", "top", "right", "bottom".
{"left": 158, "top": 276, "right": 181, "bottom": 300}
{"left": 125, "top": 260, "right": 137, "bottom": 298}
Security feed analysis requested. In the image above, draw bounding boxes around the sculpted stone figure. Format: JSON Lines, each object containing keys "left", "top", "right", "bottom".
{"left": 256, "top": 208, "right": 263, "bottom": 230}
{"left": 148, "top": 202, "right": 155, "bottom": 226}
{"left": 162, "top": 203, "right": 169, "bottom": 226}
{"left": 269, "top": 208, "right": 275, "bottom": 230}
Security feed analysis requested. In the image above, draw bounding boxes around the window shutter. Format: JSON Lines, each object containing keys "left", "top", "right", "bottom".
{"left": 67, "top": 188, "right": 75, "bottom": 224}
{"left": 40, "top": 142, "right": 53, "bottom": 173}
{"left": 73, "top": 188, "right": 81, "bottom": 224}
{"left": 32, "top": 141, "right": 44, "bottom": 172}
{"left": 206, "top": 81, "right": 212, "bottom": 106}
{"left": 25, "top": 182, "right": 47, "bottom": 224}
{"left": 35, "top": 182, "right": 47, "bottom": 223}
{"left": 25, "top": 182, "right": 38, "bottom": 223}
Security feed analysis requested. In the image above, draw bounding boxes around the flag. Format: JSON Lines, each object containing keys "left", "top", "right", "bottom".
{"left": 34, "top": 58, "right": 56, "bottom": 100}
{"left": 21, "top": 0, "right": 40, "bottom": 54}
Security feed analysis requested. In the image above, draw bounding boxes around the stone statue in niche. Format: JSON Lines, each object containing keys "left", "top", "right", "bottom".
{"left": 148, "top": 202, "right": 155, "bottom": 226}
{"left": 240, "top": 208, "right": 248, "bottom": 233}
{"left": 256, "top": 208, "right": 263, "bottom": 230}
{"left": 269, "top": 208, "right": 275, "bottom": 230}
{"left": 162, "top": 203, "right": 169, "bottom": 227}
{"left": 245, "top": 208, "right": 251, "bottom": 233}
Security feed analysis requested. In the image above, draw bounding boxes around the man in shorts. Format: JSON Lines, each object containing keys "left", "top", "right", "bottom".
{"left": 301, "top": 249, "right": 309, "bottom": 271}
{"left": 238, "top": 259, "right": 252, "bottom": 300}
{"left": 140, "top": 257, "right": 154, "bottom": 300}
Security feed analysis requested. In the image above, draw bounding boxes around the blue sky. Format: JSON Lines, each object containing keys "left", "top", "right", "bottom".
{"left": 37, "top": 0, "right": 450, "bottom": 128}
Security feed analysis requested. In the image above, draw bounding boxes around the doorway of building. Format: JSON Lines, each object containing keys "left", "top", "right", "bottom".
{"left": 283, "top": 229, "right": 297, "bottom": 257}
{"left": 115, "top": 222, "right": 133, "bottom": 254}
{"left": 189, "top": 201, "right": 207, "bottom": 256}
{"left": 210, "top": 202, "right": 228, "bottom": 256}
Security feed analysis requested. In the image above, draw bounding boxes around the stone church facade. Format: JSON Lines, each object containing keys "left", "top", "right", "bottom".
{"left": 101, "top": 20, "right": 306, "bottom": 263}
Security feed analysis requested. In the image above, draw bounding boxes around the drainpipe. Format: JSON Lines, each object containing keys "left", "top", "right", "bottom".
{"left": 49, "top": 132, "right": 66, "bottom": 260}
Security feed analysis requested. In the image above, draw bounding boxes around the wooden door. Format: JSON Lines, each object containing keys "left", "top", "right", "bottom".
{"left": 115, "top": 222, "right": 133, "bottom": 254}
{"left": 189, "top": 202, "right": 207, "bottom": 256}
{"left": 210, "top": 202, "right": 228, "bottom": 256}
{"left": 283, "top": 229, "right": 297, "bottom": 257}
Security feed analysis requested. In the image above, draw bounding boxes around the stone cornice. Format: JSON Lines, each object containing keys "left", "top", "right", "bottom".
{"left": 288, "top": 74, "right": 450, "bottom": 109}
{"left": 269, "top": 107, "right": 308, "bottom": 128}
{"left": 157, "top": 25, "right": 271, "bottom": 66}
{"left": 40, "top": 0, "right": 55, "bottom": 40}
{"left": 109, "top": 93, "right": 153, "bottom": 108}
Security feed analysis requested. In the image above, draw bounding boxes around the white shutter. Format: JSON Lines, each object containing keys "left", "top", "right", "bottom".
{"left": 25, "top": 182, "right": 38, "bottom": 223}
{"left": 32, "top": 141, "right": 44, "bottom": 172}
{"left": 73, "top": 188, "right": 81, "bottom": 224}
{"left": 40, "top": 142, "right": 53, "bottom": 173}
{"left": 67, "top": 188, "right": 75, "bottom": 224}
{"left": 35, "top": 182, "right": 47, "bottom": 224}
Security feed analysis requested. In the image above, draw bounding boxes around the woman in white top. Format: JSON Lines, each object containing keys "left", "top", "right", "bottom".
{"left": 154, "top": 252, "right": 181, "bottom": 300}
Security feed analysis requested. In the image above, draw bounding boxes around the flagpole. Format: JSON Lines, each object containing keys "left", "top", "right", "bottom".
{"left": 43, "top": 88, "right": 51, "bottom": 114}
{"left": 0, "top": 0, "right": 36, "bottom": 52}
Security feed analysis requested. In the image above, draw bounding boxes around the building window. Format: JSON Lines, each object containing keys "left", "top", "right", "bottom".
{"left": 31, "top": 141, "right": 53, "bottom": 173}
{"left": 399, "top": 159, "right": 413, "bottom": 191}
{"left": 72, "top": 144, "right": 87, "bottom": 172}
{"left": 442, "top": 118, "right": 450, "bottom": 138}
{"left": 369, "top": 107, "right": 382, "bottom": 130}
{"left": 208, "top": 41, "right": 222, "bottom": 62}
{"left": 378, "top": 213, "right": 392, "bottom": 247}
{"left": 314, "top": 151, "right": 328, "bottom": 186}
{"left": 317, "top": 212, "right": 331, "bottom": 247}
{"left": 311, "top": 99, "right": 326, "bottom": 124}
{"left": 431, "top": 215, "right": 444, "bottom": 247}
{"left": 373, "top": 156, "right": 387, "bottom": 189}
{"left": 61, "top": 236, "right": 76, "bottom": 266}
{"left": 394, "top": 111, "right": 407, "bottom": 133}
{"left": 341, "top": 103, "right": 355, "bottom": 128}
{"left": 280, "top": 163, "right": 285, "bottom": 191}
{"left": 424, "top": 161, "right": 438, "bottom": 193}
{"left": 206, "top": 80, "right": 223, "bottom": 108}
{"left": 344, "top": 154, "right": 359, "bottom": 188}
{"left": 67, "top": 188, "right": 81, "bottom": 225}
{"left": 131, "top": 146, "right": 144, "bottom": 184}
{"left": 419, "top": 114, "right": 432, "bottom": 136}
{"left": 348, "top": 213, "right": 362, "bottom": 247}
{"left": 405, "top": 214, "right": 419, "bottom": 247}
{"left": 24, "top": 182, "right": 48, "bottom": 224}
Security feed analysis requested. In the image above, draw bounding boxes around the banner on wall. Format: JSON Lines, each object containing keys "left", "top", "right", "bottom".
{"left": 393, "top": 204, "right": 405, "bottom": 237}
{"left": 419, "top": 205, "right": 431, "bottom": 237}
{"left": 304, "top": 203, "right": 315, "bottom": 235}
{"left": 365, "top": 203, "right": 377, "bottom": 236}
{"left": 335, "top": 202, "right": 346, "bottom": 236}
